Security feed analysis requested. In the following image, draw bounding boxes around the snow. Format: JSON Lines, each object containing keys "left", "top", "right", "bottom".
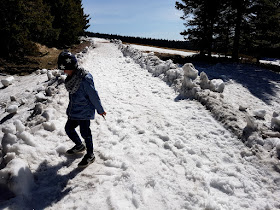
{"left": 6, "top": 105, "right": 18, "bottom": 114}
{"left": 260, "top": 60, "right": 280, "bottom": 67}
{"left": 1, "top": 76, "right": 15, "bottom": 87}
{"left": 183, "top": 63, "right": 198, "bottom": 80}
{"left": 271, "top": 116, "right": 280, "bottom": 131}
{"left": 253, "top": 109, "right": 266, "bottom": 119}
{"left": 0, "top": 158, "right": 35, "bottom": 196}
{"left": 130, "top": 44, "right": 197, "bottom": 57}
{"left": 0, "top": 38, "right": 280, "bottom": 209}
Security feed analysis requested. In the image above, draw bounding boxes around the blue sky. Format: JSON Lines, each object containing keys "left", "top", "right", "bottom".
{"left": 82, "top": 0, "right": 185, "bottom": 40}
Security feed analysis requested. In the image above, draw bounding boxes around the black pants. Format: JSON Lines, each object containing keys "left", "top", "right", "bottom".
{"left": 65, "top": 119, "right": 93, "bottom": 155}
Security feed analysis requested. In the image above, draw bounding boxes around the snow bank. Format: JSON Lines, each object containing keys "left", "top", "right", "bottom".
{"left": 75, "top": 41, "right": 95, "bottom": 64}
{"left": 0, "top": 73, "right": 57, "bottom": 200}
{"left": 113, "top": 41, "right": 243, "bottom": 130}
{"left": 0, "top": 44, "right": 92, "bottom": 210}
{"left": 0, "top": 42, "right": 92, "bottom": 204}
{"left": 1, "top": 123, "right": 35, "bottom": 196}
{"left": 114, "top": 40, "right": 226, "bottom": 95}
{"left": 113, "top": 39, "right": 280, "bottom": 156}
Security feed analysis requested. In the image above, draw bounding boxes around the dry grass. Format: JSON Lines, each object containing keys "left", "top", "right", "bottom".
{"left": 0, "top": 41, "right": 91, "bottom": 75}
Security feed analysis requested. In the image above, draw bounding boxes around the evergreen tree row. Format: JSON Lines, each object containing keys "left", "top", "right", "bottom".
{"left": 0, "top": 0, "right": 90, "bottom": 58}
{"left": 86, "top": 32, "right": 194, "bottom": 51}
{"left": 176, "top": 0, "right": 280, "bottom": 60}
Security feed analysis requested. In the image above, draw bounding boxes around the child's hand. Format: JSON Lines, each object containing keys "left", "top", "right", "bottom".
{"left": 99, "top": 112, "right": 106, "bottom": 120}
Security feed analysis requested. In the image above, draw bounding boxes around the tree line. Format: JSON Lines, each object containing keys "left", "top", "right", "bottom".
{"left": 86, "top": 32, "right": 194, "bottom": 51}
{"left": 176, "top": 0, "right": 280, "bottom": 60}
{"left": 0, "top": 0, "right": 89, "bottom": 58}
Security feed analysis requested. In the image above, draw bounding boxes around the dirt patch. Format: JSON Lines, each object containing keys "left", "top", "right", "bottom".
{"left": 0, "top": 41, "right": 91, "bottom": 76}
{"left": 70, "top": 41, "right": 91, "bottom": 54}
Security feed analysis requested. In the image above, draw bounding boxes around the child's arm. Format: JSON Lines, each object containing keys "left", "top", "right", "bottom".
{"left": 83, "top": 77, "right": 105, "bottom": 115}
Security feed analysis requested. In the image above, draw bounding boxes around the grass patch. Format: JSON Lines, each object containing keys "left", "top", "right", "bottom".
{"left": 0, "top": 41, "right": 91, "bottom": 75}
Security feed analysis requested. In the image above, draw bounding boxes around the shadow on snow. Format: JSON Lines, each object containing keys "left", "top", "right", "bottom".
{"left": 194, "top": 62, "right": 280, "bottom": 105}
{"left": 0, "top": 155, "right": 85, "bottom": 209}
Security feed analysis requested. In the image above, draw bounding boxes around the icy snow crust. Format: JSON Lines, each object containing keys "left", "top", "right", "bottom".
{"left": 0, "top": 38, "right": 279, "bottom": 209}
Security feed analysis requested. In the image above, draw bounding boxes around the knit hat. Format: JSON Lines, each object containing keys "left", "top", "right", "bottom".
{"left": 57, "top": 50, "right": 78, "bottom": 70}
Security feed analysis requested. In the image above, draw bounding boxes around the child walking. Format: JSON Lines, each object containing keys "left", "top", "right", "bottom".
{"left": 57, "top": 50, "right": 106, "bottom": 167}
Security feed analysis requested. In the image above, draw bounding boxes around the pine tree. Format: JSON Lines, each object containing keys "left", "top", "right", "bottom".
{"left": 0, "top": 0, "right": 30, "bottom": 57}
{"left": 212, "top": 1, "right": 234, "bottom": 56}
{"left": 250, "top": 0, "right": 280, "bottom": 60}
{"left": 23, "top": 0, "right": 59, "bottom": 47}
{"left": 45, "top": 0, "right": 90, "bottom": 47}
{"left": 0, "top": 0, "right": 58, "bottom": 57}
{"left": 0, "top": 0, "right": 90, "bottom": 57}
{"left": 176, "top": 0, "right": 280, "bottom": 60}
{"left": 175, "top": 0, "right": 220, "bottom": 57}
{"left": 231, "top": 0, "right": 253, "bottom": 60}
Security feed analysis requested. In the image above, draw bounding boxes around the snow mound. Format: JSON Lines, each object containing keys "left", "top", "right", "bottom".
{"left": 14, "top": 120, "right": 25, "bottom": 133}
{"left": 17, "top": 131, "right": 36, "bottom": 147}
{"left": 0, "top": 158, "right": 35, "bottom": 196}
{"left": 2, "top": 123, "right": 17, "bottom": 135}
{"left": 183, "top": 63, "right": 198, "bottom": 80}
{"left": 210, "top": 79, "right": 225, "bottom": 93}
{"left": 35, "top": 92, "right": 47, "bottom": 102}
{"left": 253, "top": 109, "right": 266, "bottom": 119}
{"left": 1, "top": 76, "right": 15, "bottom": 87}
{"left": 6, "top": 105, "right": 18, "bottom": 114}
{"left": 271, "top": 116, "right": 280, "bottom": 131}
{"left": 42, "top": 121, "right": 56, "bottom": 131}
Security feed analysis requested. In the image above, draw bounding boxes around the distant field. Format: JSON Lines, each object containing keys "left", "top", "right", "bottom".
{"left": 123, "top": 42, "right": 198, "bottom": 56}
{"left": 123, "top": 42, "right": 280, "bottom": 70}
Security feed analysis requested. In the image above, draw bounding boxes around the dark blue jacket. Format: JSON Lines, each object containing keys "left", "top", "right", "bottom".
{"left": 67, "top": 73, "right": 104, "bottom": 120}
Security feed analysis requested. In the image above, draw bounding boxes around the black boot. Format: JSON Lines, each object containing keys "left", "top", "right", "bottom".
{"left": 66, "top": 144, "right": 86, "bottom": 155}
{"left": 78, "top": 153, "right": 95, "bottom": 167}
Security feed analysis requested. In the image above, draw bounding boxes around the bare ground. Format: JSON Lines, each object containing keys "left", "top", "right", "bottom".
{"left": 0, "top": 41, "right": 91, "bottom": 76}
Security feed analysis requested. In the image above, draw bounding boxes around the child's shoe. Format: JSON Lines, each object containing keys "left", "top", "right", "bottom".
{"left": 78, "top": 153, "right": 95, "bottom": 167}
{"left": 66, "top": 144, "right": 86, "bottom": 155}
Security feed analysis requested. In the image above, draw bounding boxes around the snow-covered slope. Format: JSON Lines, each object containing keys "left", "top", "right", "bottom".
{"left": 130, "top": 44, "right": 197, "bottom": 57}
{"left": 0, "top": 38, "right": 280, "bottom": 210}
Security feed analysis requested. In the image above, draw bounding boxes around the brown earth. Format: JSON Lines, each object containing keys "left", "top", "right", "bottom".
{"left": 0, "top": 41, "right": 91, "bottom": 76}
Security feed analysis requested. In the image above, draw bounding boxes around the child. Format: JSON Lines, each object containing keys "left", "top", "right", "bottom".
{"left": 57, "top": 50, "right": 106, "bottom": 167}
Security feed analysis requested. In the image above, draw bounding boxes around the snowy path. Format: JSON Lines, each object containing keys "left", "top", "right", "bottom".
{"left": 1, "top": 39, "right": 280, "bottom": 210}
{"left": 55, "top": 40, "right": 280, "bottom": 209}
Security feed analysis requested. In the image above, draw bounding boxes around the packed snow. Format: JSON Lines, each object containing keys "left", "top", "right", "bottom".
{"left": 0, "top": 38, "right": 280, "bottom": 209}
